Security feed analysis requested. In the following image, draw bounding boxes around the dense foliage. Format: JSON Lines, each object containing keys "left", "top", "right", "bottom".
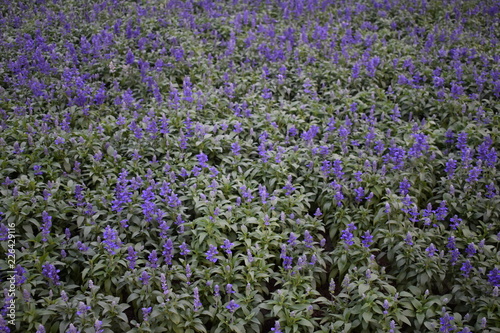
{"left": 1, "top": 0, "right": 499, "bottom": 332}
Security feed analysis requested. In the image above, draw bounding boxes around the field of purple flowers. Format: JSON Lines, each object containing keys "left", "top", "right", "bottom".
{"left": 1, "top": 0, "right": 500, "bottom": 332}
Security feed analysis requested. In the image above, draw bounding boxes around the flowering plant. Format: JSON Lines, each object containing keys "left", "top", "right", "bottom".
{"left": 0, "top": 0, "right": 499, "bottom": 332}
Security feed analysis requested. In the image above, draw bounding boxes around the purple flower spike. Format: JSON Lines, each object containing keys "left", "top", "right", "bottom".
{"left": 205, "top": 244, "right": 219, "bottom": 263}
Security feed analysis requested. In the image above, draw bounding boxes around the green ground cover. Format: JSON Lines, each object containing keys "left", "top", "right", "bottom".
{"left": 0, "top": 0, "right": 499, "bottom": 332}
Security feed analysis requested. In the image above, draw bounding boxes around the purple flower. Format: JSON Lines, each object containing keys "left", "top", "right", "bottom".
{"left": 398, "top": 74, "right": 410, "bottom": 85}
{"left": 354, "top": 187, "right": 365, "bottom": 202}
{"left": 94, "top": 320, "right": 103, "bottom": 333}
{"left": 43, "top": 189, "right": 52, "bottom": 201}
{"left": 449, "top": 248, "right": 460, "bottom": 265}
{"left": 465, "top": 243, "right": 476, "bottom": 257}
{"left": 447, "top": 236, "right": 456, "bottom": 251}
{"left": 226, "top": 284, "right": 235, "bottom": 294}
{"left": 179, "top": 242, "right": 190, "bottom": 256}
{"left": 76, "top": 241, "right": 89, "bottom": 252}
{"left": 139, "top": 271, "right": 150, "bottom": 285}
{"left": 332, "top": 181, "right": 344, "bottom": 206}
{"left": 65, "top": 324, "right": 79, "bottom": 333}
{"left": 33, "top": 165, "right": 43, "bottom": 175}
{"left": 41, "top": 262, "right": 61, "bottom": 286}
{"left": 0, "top": 224, "right": 7, "bottom": 242}
{"left": 240, "top": 185, "right": 254, "bottom": 202}
{"left": 353, "top": 171, "right": 369, "bottom": 182}
{"left": 148, "top": 250, "right": 158, "bottom": 268}
{"left": 361, "top": 231, "right": 373, "bottom": 248}
{"left": 185, "top": 264, "right": 192, "bottom": 282}
{"left": 162, "top": 238, "right": 174, "bottom": 265}
{"left": 383, "top": 146, "right": 406, "bottom": 170}
{"left": 288, "top": 232, "right": 298, "bottom": 247}
{"left": 193, "top": 287, "right": 202, "bottom": 311}
{"left": 261, "top": 86, "right": 272, "bottom": 99}
{"left": 328, "top": 279, "right": 336, "bottom": 295}
{"left": 197, "top": 152, "right": 208, "bottom": 168}
{"left": 231, "top": 142, "right": 241, "bottom": 155}
{"left": 111, "top": 169, "right": 132, "bottom": 213}
{"left": 120, "top": 219, "right": 129, "bottom": 228}
{"left": 41, "top": 211, "right": 52, "bottom": 242}
{"left": 76, "top": 302, "right": 91, "bottom": 317}
{"left": 259, "top": 184, "right": 269, "bottom": 204}
{"left": 271, "top": 321, "right": 282, "bottom": 333}
{"left": 125, "top": 49, "right": 135, "bottom": 64}
{"left": 435, "top": 201, "right": 448, "bottom": 221}
{"left": 384, "top": 202, "right": 391, "bottom": 214}
{"left": 433, "top": 75, "right": 445, "bottom": 88}
{"left": 73, "top": 161, "right": 81, "bottom": 174}
{"left": 456, "top": 132, "right": 468, "bottom": 151}
{"left": 319, "top": 161, "right": 332, "bottom": 176}
{"left": 205, "top": 244, "right": 219, "bottom": 263}
{"left": 398, "top": 178, "right": 411, "bottom": 196}
{"left": 351, "top": 62, "right": 360, "bottom": 79}
{"left": 466, "top": 167, "right": 482, "bottom": 183}
{"left": 444, "top": 129, "right": 455, "bottom": 145}
{"left": 141, "top": 186, "right": 159, "bottom": 222}
{"left": 341, "top": 223, "right": 357, "bottom": 247}
{"left": 54, "top": 137, "right": 65, "bottom": 145}
{"left": 282, "top": 175, "right": 296, "bottom": 195}
{"left": 226, "top": 300, "right": 240, "bottom": 313}
{"left": 439, "top": 312, "right": 455, "bottom": 332}
{"left": 158, "top": 221, "right": 170, "bottom": 239}
{"left": 102, "top": 226, "right": 121, "bottom": 255}
{"left": 460, "top": 260, "right": 473, "bottom": 277}
{"left": 127, "top": 246, "right": 138, "bottom": 269}
{"left": 487, "top": 268, "right": 500, "bottom": 286}
{"left": 233, "top": 122, "right": 243, "bottom": 133}
{"left": 208, "top": 166, "right": 219, "bottom": 178}
{"left": 332, "top": 160, "right": 344, "bottom": 179}
{"left": 183, "top": 76, "right": 193, "bottom": 102}
{"left": 426, "top": 243, "right": 437, "bottom": 257}
{"left": 280, "top": 245, "right": 293, "bottom": 270}
{"left": 481, "top": 317, "right": 487, "bottom": 329}
{"left": 220, "top": 239, "right": 234, "bottom": 256}
{"left": 160, "top": 273, "right": 169, "bottom": 297}
{"left": 74, "top": 185, "right": 85, "bottom": 206}
{"left": 297, "top": 255, "right": 308, "bottom": 270}
{"left": 303, "top": 230, "right": 313, "bottom": 248}
{"left": 246, "top": 249, "right": 254, "bottom": 263}
{"left": 142, "top": 307, "right": 152, "bottom": 322}
{"left": 14, "top": 265, "right": 27, "bottom": 285}
{"left": 383, "top": 299, "right": 390, "bottom": 315}
{"left": 451, "top": 82, "right": 464, "bottom": 99}
{"left": 449, "top": 215, "right": 462, "bottom": 230}
{"left": 404, "top": 232, "right": 413, "bottom": 246}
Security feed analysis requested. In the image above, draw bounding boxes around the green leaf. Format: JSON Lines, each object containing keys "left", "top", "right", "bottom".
{"left": 358, "top": 284, "right": 370, "bottom": 296}
{"left": 229, "top": 324, "right": 245, "bottom": 333}
{"left": 362, "top": 311, "right": 373, "bottom": 323}
{"left": 273, "top": 305, "right": 282, "bottom": 316}
{"left": 194, "top": 323, "right": 207, "bottom": 333}
{"left": 117, "top": 312, "right": 128, "bottom": 322}
{"left": 396, "top": 312, "right": 411, "bottom": 326}
{"left": 298, "top": 318, "right": 314, "bottom": 328}
{"left": 416, "top": 312, "right": 425, "bottom": 325}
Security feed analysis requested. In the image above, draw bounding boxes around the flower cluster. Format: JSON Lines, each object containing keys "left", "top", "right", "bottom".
{"left": 1, "top": 0, "right": 500, "bottom": 332}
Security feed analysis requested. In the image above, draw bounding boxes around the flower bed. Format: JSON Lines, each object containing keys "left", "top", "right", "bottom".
{"left": 0, "top": 0, "right": 499, "bottom": 332}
